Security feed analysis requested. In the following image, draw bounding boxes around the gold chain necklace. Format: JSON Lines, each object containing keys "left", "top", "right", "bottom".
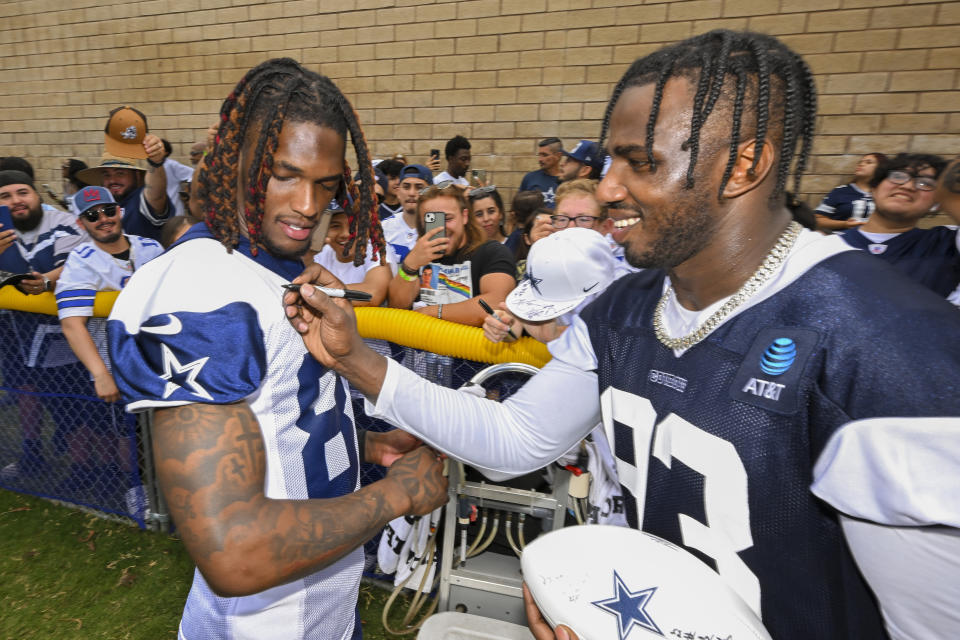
{"left": 653, "top": 221, "right": 803, "bottom": 350}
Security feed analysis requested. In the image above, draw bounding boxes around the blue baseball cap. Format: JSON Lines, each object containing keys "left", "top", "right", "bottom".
{"left": 563, "top": 140, "right": 600, "bottom": 167}
{"left": 398, "top": 163, "right": 432, "bottom": 185}
{"left": 73, "top": 186, "right": 116, "bottom": 215}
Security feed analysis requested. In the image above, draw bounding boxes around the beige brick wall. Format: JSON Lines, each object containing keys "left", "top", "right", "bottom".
{"left": 0, "top": 0, "right": 957, "bottom": 209}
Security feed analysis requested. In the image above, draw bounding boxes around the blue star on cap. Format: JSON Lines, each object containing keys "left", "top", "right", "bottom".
{"left": 592, "top": 571, "right": 663, "bottom": 639}
{"left": 524, "top": 268, "right": 543, "bottom": 296}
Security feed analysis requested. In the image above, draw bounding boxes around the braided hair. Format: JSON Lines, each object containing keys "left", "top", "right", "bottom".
{"left": 197, "top": 58, "right": 383, "bottom": 265}
{"left": 599, "top": 30, "right": 817, "bottom": 201}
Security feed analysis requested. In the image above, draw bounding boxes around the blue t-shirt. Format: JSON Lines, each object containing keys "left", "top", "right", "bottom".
{"left": 519, "top": 169, "right": 559, "bottom": 209}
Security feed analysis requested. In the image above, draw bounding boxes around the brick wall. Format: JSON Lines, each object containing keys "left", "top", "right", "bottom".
{"left": 0, "top": 0, "right": 957, "bottom": 209}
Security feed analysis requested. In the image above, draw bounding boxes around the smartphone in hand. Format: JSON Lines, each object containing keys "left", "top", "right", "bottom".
{"left": 423, "top": 211, "right": 445, "bottom": 239}
{"left": 0, "top": 205, "right": 13, "bottom": 231}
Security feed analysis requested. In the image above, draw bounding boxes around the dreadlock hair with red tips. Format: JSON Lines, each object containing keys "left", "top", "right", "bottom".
{"left": 196, "top": 58, "right": 384, "bottom": 266}
{"left": 599, "top": 30, "right": 817, "bottom": 203}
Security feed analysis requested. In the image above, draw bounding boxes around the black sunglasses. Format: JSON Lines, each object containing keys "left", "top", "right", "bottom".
{"left": 80, "top": 204, "right": 119, "bottom": 223}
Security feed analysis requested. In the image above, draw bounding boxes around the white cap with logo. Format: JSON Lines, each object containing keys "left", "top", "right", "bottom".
{"left": 506, "top": 227, "right": 620, "bottom": 322}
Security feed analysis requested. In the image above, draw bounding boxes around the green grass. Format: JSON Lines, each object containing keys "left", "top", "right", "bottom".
{"left": 0, "top": 490, "right": 422, "bottom": 639}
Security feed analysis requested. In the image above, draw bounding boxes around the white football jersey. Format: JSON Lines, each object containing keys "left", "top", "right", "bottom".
{"left": 107, "top": 227, "right": 363, "bottom": 640}
{"left": 55, "top": 235, "right": 165, "bottom": 319}
{"left": 381, "top": 214, "right": 417, "bottom": 268}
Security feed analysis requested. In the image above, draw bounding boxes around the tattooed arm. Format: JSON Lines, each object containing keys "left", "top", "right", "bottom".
{"left": 152, "top": 401, "right": 447, "bottom": 597}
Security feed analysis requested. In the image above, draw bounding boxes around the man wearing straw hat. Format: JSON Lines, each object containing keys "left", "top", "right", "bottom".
{"left": 76, "top": 105, "right": 172, "bottom": 242}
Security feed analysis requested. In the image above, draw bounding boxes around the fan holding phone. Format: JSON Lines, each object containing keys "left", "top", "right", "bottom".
{"left": 387, "top": 182, "right": 516, "bottom": 327}
{"left": 431, "top": 135, "right": 472, "bottom": 187}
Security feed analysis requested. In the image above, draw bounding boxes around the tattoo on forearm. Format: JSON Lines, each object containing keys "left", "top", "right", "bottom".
{"left": 153, "top": 402, "right": 413, "bottom": 588}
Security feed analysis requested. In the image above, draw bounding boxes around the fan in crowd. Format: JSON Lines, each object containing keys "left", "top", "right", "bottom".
{"left": 468, "top": 185, "right": 508, "bottom": 245}
{"left": 387, "top": 182, "right": 516, "bottom": 327}
{"left": 815, "top": 152, "right": 888, "bottom": 231}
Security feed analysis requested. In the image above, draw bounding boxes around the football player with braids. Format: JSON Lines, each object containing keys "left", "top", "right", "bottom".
{"left": 288, "top": 31, "right": 960, "bottom": 639}
{"left": 107, "top": 59, "right": 447, "bottom": 639}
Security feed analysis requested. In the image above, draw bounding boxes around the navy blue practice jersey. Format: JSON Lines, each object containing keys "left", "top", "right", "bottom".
{"left": 841, "top": 225, "right": 960, "bottom": 297}
{"left": 580, "top": 250, "right": 960, "bottom": 639}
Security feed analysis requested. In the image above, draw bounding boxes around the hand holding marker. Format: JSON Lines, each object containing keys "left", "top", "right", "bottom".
{"left": 282, "top": 283, "right": 372, "bottom": 302}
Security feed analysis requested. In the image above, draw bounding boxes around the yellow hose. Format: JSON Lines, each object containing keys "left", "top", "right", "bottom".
{"left": 0, "top": 288, "right": 551, "bottom": 368}
{"left": 0, "top": 289, "right": 119, "bottom": 317}
{"left": 355, "top": 307, "right": 551, "bottom": 368}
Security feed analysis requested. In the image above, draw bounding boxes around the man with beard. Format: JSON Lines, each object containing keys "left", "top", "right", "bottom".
{"left": 56, "top": 186, "right": 164, "bottom": 402}
{"left": 558, "top": 140, "right": 601, "bottom": 183}
{"left": 0, "top": 169, "right": 89, "bottom": 484}
{"left": 106, "top": 59, "right": 446, "bottom": 639}
{"left": 286, "top": 31, "right": 960, "bottom": 639}
{"left": 76, "top": 106, "right": 172, "bottom": 242}
{"left": 52, "top": 186, "right": 165, "bottom": 515}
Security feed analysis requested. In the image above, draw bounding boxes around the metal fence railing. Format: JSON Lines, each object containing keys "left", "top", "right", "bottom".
{"left": 0, "top": 297, "right": 550, "bottom": 553}
{"left": 0, "top": 310, "right": 150, "bottom": 527}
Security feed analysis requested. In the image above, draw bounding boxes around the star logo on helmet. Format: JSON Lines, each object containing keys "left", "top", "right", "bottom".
{"left": 592, "top": 571, "right": 662, "bottom": 639}
{"left": 524, "top": 269, "right": 543, "bottom": 296}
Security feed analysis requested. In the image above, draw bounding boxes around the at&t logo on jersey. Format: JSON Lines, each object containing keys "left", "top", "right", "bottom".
{"left": 741, "top": 377, "right": 785, "bottom": 401}
{"left": 730, "top": 329, "right": 819, "bottom": 415}
{"left": 759, "top": 337, "right": 796, "bottom": 376}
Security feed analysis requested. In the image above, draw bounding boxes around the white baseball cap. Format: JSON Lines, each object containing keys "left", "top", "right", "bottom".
{"left": 506, "top": 227, "right": 618, "bottom": 322}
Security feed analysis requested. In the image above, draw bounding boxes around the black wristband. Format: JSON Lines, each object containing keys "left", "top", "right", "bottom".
{"left": 356, "top": 428, "right": 368, "bottom": 464}
{"left": 399, "top": 261, "right": 419, "bottom": 277}
{"left": 146, "top": 157, "right": 164, "bottom": 168}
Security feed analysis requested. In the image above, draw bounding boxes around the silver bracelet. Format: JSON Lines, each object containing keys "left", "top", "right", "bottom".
{"left": 437, "top": 304, "right": 443, "bottom": 320}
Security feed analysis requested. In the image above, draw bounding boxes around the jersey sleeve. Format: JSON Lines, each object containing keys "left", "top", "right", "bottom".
{"left": 106, "top": 249, "right": 269, "bottom": 412}
{"left": 133, "top": 236, "right": 166, "bottom": 266}
{"left": 812, "top": 417, "right": 960, "bottom": 527}
{"left": 365, "top": 355, "right": 600, "bottom": 480}
{"left": 54, "top": 248, "right": 103, "bottom": 319}
{"left": 815, "top": 186, "right": 850, "bottom": 220}
{"left": 138, "top": 187, "right": 172, "bottom": 226}
{"left": 108, "top": 300, "right": 267, "bottom": 412}
{"left": 51, "top": 218, "right": 88, "bottom": 267}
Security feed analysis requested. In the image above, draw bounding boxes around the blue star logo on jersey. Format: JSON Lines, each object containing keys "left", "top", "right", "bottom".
{"left": 759, "top": 337, "right": 797, "bottom": 376}
{"left": 159, "top": 343, "right": 213, "bottom": 401}
{"left": 592, "top": 571, "right": 663, "bottom": 639}
{"left": 543, "top": 187, "right": 556, "bottom": 206}
{"left": 524, "top": 269, "right": 544, "bottom": 295}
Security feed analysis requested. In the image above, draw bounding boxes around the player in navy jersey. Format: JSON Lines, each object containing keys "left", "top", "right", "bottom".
{"left": 840, "top": 153, "right": 957, "bottom": 296}
{"left": 107, "top": 59, "right": 446, "bottom": 640}
{"left": 286, "top": 31, "right": 960, "bottom": 640}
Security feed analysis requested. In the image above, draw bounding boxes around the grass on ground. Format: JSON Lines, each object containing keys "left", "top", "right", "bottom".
{"left": 0, "top": 489, "right": 422, "bottom": 639}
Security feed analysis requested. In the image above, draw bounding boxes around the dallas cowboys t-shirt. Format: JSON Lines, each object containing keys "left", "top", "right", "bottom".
{"left": 519, "top": 169, "right": 559, "bottom": 209}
